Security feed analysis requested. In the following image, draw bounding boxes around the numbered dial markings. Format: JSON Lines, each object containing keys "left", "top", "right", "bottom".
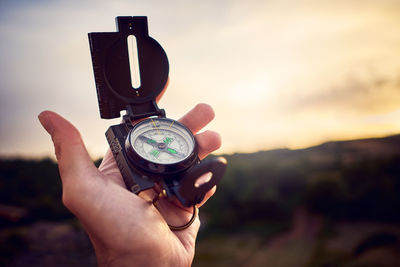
{"left": 129, "top": 118, "right": 195, "bottom": 164}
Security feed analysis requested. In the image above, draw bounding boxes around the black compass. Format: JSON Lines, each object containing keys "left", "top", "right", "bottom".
{"left": 88, "top": 16, "right": 226, "bottom": 208}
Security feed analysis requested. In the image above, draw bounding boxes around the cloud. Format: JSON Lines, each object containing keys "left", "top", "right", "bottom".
{"left": 1, "top": 0, "right": 400, "bottom": 156}
{"left": 289, "top": 73, "right": 400, "bottom": 115}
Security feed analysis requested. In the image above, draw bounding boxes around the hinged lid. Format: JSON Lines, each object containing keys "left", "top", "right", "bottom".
{"left": 88, "top": 16, "right": 169, "bottom": 119}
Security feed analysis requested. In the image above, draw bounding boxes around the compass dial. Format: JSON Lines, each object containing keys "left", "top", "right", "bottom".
{"left": 128, "top": 118, "right": 195, "bottom": 164}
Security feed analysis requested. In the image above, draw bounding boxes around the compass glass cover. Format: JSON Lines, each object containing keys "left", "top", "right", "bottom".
{"left": 129, "top": 118, "right": 195, "bottom": 164}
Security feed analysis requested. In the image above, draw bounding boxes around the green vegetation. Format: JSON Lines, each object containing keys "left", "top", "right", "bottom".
{"left": 0, "top": 158, "right": 71, "bottom": 223}
{"left": 202, "top": 135, "right": 400, "bottom": 232}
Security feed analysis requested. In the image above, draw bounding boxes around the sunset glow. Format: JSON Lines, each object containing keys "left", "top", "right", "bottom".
{"left": 1, "top": 0, "right": 400, "bottom": 158}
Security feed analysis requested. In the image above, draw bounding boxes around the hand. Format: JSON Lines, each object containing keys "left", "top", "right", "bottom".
{"left": 38, "top": 103, "right": 221, "bottom": 267}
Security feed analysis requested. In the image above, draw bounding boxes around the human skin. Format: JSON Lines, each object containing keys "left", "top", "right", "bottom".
{"left": 38, "top": 83, "right": 221, "bottom": 267}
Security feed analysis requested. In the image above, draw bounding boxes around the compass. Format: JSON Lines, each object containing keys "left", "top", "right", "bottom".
{"left": 127, "top": 118, "right": 196, "bottom": 166}
{"left": 88, "top": 16, "right": 226, "bottom": 210}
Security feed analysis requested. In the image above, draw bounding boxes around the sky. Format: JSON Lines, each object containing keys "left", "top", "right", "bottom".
{"left": 1, "top": 0, "right": 400, "bottom": 158}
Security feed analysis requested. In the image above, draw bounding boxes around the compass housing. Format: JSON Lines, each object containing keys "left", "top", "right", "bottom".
{"left": 125, "top": 118, "right": 199, "bottom": 178}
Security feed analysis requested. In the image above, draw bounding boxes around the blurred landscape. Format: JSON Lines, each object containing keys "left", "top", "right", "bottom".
{"left": 2, "top": 1, "right": 400, "bottom": 266}
{"left": 1, "top": 134, "right": 400, "bottom": 267}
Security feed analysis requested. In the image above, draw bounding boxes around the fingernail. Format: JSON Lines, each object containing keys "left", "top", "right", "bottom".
{"left": 38, "top": 111, "right": 54, "bottom": 135}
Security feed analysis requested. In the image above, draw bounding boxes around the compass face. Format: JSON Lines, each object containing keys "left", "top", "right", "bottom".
{"left": 128, "top": 118, "right": 195, "bottom": 165}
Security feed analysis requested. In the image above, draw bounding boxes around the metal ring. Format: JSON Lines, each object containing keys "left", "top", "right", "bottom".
{"left": 168, "top": 206, "right": 197, "bottom": 231}
{"left": 152, "top": 190, "right": 198, "bottom": 231}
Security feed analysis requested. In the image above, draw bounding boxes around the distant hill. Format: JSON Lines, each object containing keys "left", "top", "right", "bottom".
{"left": 225, "top": 134, "right": 400, "bottom": 168}
{"left": 203, "top": 134, "right": 400, "bottom": 227}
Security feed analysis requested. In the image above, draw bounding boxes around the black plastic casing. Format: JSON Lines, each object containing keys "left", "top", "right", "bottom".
{"left": 105, "top": 123, "right": 154, "bottom": 193}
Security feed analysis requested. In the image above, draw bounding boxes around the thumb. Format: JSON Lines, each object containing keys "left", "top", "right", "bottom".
{"left": 38, "top": 111, "right": 97, "bottom": 186}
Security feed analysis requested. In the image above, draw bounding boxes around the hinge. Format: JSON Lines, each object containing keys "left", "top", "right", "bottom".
{"left": 123, "top": 100, "right": 165, "bottom": 124}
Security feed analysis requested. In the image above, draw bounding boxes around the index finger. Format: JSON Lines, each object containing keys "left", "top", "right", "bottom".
{"left": 178, "top": 103, "right": 215, "bottom": 134}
